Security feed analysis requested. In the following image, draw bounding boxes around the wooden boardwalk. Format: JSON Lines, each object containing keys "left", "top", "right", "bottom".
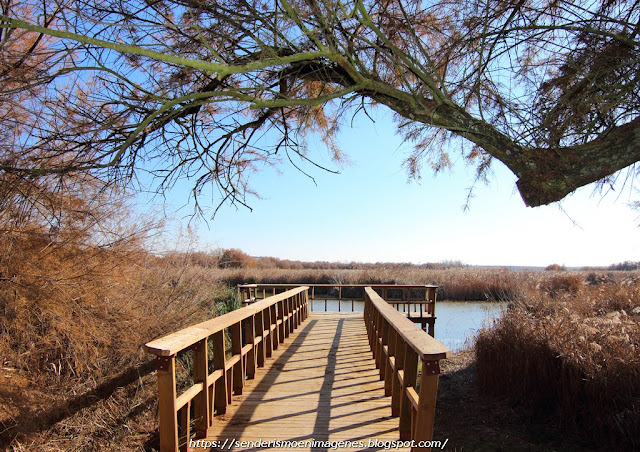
{"left": 199, "top": 312, "right": 408, "bottom": 451}
{"left": 145, "top": 286, "right": 449, "bottom": 452}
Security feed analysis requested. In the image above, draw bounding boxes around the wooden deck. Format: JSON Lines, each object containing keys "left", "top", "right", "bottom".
{"left": 197, "top": 312, "right": 410, "bottom": 451}
{"left": 146, "top": 286, "right": 449, "bottom": 452}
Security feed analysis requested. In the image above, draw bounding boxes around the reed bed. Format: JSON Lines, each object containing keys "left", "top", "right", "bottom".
{"left": 476, "top": 282, "right": 640, "bottom": 448}
{"left": 211, "top": 266, "right": 627, "bottom": 301}
{"left": 0, "top": 236, "right": 235, "bottom": 449}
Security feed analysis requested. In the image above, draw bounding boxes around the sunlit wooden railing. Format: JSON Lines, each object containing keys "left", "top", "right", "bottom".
{"left": 144, "top": 287, "right": 309, "bottom": 452}
{"left": 238, "top": 283, "right": 437, "bottom": 335}
{"left": 364, "top": 287, "right": 450, "bottom": 451}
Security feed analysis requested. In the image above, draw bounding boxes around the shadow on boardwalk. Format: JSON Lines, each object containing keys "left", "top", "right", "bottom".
{"left": 204, "top": 313, "right": 405, "bottom": 451}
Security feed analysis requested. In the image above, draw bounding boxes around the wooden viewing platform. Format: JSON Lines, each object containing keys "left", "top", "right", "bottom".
{"left": 238, "top": 284, "right": 438, "bottom": 335}
{"left": 145, "top": 286, "right": 450, "bottom": 452}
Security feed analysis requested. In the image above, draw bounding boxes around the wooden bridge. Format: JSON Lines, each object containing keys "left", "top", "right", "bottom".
{"left": 145, "top": 285, "right": 450, "bottom": 452}
{"left": 238, "top": 284, "right": 439, "bottom": 335}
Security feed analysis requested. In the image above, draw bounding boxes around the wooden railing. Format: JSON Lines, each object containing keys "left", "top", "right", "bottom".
{"left": 364, "top": 287, "right": 450, "bottom": 451}
{"left": 144, "top": 287, "right": 309, "bottom": 452}
{"left": 238, "top": 283, "right": 437, "bottom": 335}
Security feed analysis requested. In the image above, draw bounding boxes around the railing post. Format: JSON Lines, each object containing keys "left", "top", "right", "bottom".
{"left": 231, "top": 323, "right": 244, "bottom": 395}
{"left": 292, "top": 294, "right": 299, "bottom": 330}
{"left": 244, "top": 316, "right": 256, "bottom": 379}
{"left": 373, "top": 310, "right": 382, "bottom": 367}
{"left": 428, "top": 287, "right": 436, "bottom": 337}
{"left": 400, "top": 344, "right": 418, "bottom": 441}
{"left": 256, "top": 309, "right": 265, "bottom": 367}
{"left": 192, "top": 338, "right": 211, "bottom": 437}
{"left": 278, "top": 299, "right": 285, "bottom": 343}
{"left": 213, "top": 330, "right": 227, "bottom": 415}
{"left": 270, "top": 303, "right": 279, "bottom": 351}
{"left": 283, "top": 297, "right": 291, "bottom": 338}
{"left": 179, "top": 402, "right": 190, "bottom": 452}
{"left": 301, "top": 291, "right": 307, "bottom": 320}
{"left": 404, "top": 288, "right": 408, "bottom": 317}
{"left": 378, "top": 318, "right": 389, "bottom": 382}
{"left": 391, "top": 336, "right": 405, "bottom": 417}
{"left": 265, "top": 307, "right": 273, "bottom": 359}
{"left": 413, "top": 359, "right": 441, "bottom": 451}
{"left": 384, "top": 328, "right": 396, "bottom": 397}
{"left": 364, "top": 293, "right": 370, "bottom": 341}
{"left": 155, "top": 355, "right": 179, "bottom": 452}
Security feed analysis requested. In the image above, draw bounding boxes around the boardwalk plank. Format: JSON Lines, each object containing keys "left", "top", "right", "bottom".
{"left": 195, "top": 313, "right": 410, "bottom": 452}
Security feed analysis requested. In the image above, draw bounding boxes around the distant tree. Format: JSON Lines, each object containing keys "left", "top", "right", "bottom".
{"left": 218, "top": 248, "right": 256, "bottom": 268}
{"left": 609, "top": 261, "right": 640, "bottom": 271}
{"left": 545, "top": 264, "right": 567, "bottom": 271}
{"left": 2, "top": 1, "right": 640, "bottom": 211}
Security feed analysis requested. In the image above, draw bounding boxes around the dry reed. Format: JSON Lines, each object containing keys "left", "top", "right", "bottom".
{"left": 476, "top": 282, "right": 640, "bottom": 448}
{"left": 0, "top": 233, "right": 232, "bottom": 449}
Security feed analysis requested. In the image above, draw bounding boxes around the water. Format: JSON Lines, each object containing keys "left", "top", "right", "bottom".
{"left": 433, "top": 301, "right": 506, "bottom": 352}
{"left": 309, "top": 299, "right": 506, "bottom": 353}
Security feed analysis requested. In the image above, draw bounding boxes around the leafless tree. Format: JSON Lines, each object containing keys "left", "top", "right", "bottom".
{"left": 2, "top": 0, "right": 640, "bottom": 211}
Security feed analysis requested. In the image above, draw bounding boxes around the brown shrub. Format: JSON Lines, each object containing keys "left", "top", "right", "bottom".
{"left": 539, "top": 273, "right": 584, "bottom": 298}
{"left": 0, "top": 230, "right": 237, "bottom": 449}
{"left": 217, "top": 248, "right": 256, "bottom": 268}
{"left": 476, "top": 284, "right": 640, "bottom": 448}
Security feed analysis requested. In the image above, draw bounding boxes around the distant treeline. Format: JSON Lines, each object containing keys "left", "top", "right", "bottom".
{"left": 161, "top": 248, "right": 637, "bottom": 272}
{"left": 160, "top": 247, "right": 467, "bottom": 270}
{"left": 608, "top": 261, "right": 640, "bottom": 271}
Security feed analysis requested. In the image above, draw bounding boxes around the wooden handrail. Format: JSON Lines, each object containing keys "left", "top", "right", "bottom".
{"left": 145, "top": 287, "right": 309, "bottom": 452}
{"left": 238, "top": 283, "right": 438, "bottom": 336}
{"left": 364, "top": 287, "right": 450, "bottom": 452}
{"left": 238, "top": 283, "right": 438, "bottom": 288}
{"left": 145, "top": 288, "right": 307, "bottom": 356}
{"left": 365, "top": 288, "right": 448, "bottom": 361}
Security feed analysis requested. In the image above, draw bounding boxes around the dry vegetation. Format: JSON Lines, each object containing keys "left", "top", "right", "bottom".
{"left": 0, "top": 234, "right": 242, "bottom": 450}
{"left": 2, "top": 227, "right": 639, "bottom": 450}
{"left": 0, "top": 175, "right": 237, "bottom": 450}
{"left": 212, "top": 265, "right": 529, "bottom": 301}
{"left": 476, "top": 277, "right": 640, "bottom": 449}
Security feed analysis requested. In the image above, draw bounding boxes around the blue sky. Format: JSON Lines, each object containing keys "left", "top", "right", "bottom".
{"left": 142, "top": 109, "right": 640, "bottom": 267}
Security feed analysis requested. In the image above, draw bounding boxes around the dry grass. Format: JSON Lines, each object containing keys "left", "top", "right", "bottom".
{"left": 212, "top": 266, "right": 635, "bottom": 301}
{"left": 3, "top": 238, "right": 639, "bottom": 451}
{"left": 0, "top": 233, "right": 239, "bottom": 450}
{"left": 476, "top": 281, "right": 640, "bottom": 448}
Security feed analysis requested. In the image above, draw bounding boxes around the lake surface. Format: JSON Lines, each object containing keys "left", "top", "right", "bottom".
{"left": 310, "top": 299, "right": 506, "bottom": 353}
{"left": 433, "top": 301, "right": 506, "bottom": 352}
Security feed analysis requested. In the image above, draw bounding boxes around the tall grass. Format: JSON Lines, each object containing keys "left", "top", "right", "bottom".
{"left": 476, "top": 282, "right": 640, "bottom": 448}
{"left": 0, "top": 233, "right": 233, "bottom": 449}
{"left": 212, "top": 266, "right": 607, "bottom": 301}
